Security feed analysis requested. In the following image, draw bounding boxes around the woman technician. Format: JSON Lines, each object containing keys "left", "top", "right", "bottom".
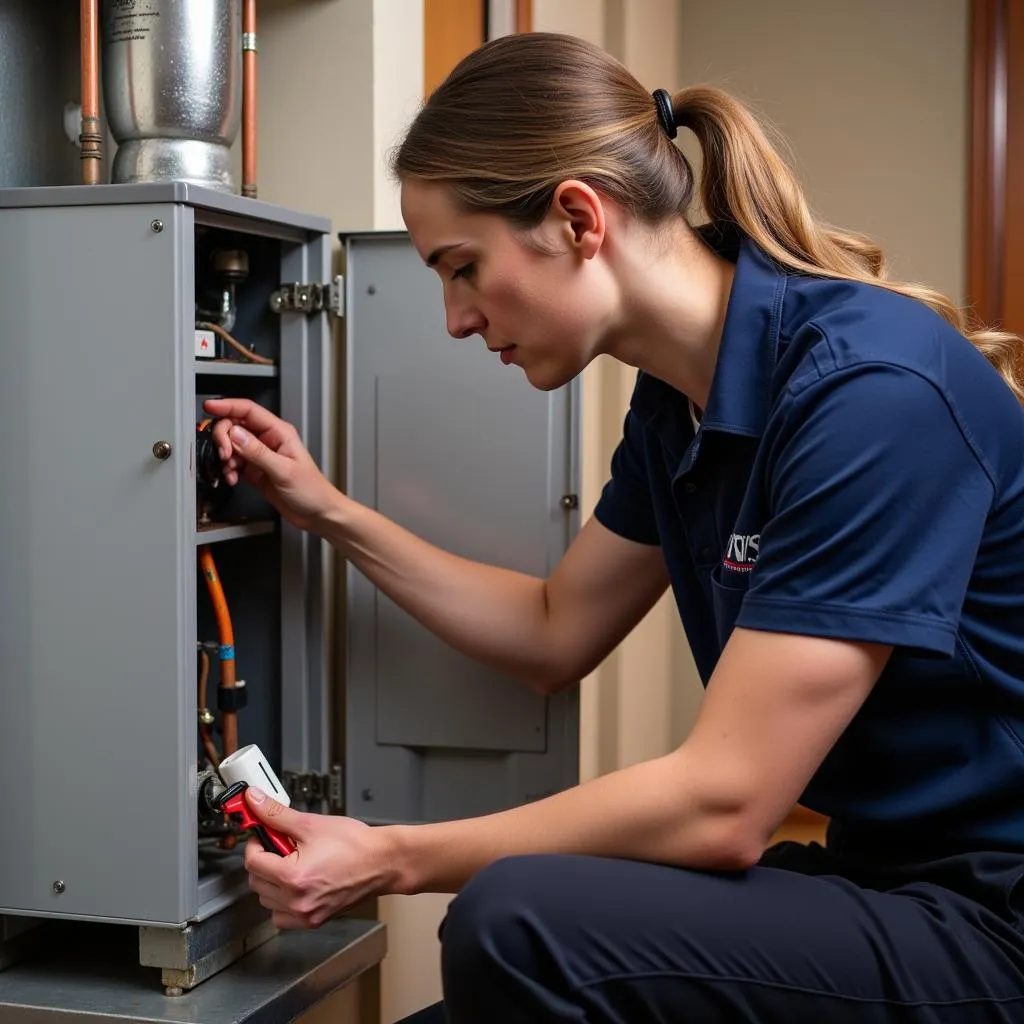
{"left": 208, "top": 32, "right": 1024, "bottom": 1024}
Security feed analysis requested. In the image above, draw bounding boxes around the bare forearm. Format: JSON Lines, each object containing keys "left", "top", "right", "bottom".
{"left": 380, "top": 751, "right": 761, "bottom": 896}
{"left": 317, "top": 493, "right": 564, "bottom": 686}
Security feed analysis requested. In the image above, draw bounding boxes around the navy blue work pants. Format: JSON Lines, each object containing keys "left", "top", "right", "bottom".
{"left": 397, "top": 841, "right": 1024, "bottom": 1023}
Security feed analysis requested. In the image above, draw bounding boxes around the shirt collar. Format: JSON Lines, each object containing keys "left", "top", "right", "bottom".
{"left": 629, "top": 230, "right": 788, "bottom": 443}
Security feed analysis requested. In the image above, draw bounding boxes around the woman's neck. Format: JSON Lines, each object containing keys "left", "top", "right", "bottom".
{"left": 600, "top": 223, "right": 736, "bottom": 410}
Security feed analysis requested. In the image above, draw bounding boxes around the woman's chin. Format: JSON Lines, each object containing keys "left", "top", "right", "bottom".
{"left": 521, "top": 356, "right": 585, "bottom": 393}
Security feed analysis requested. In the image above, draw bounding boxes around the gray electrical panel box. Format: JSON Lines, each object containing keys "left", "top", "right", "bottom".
{"left": 0, "top": 188, "right": 580, "bottom": 952}
{"left": 341, "top": 233, "right": 581, "bottom": 826}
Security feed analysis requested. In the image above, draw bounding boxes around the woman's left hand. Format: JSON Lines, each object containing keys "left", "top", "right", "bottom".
{"left": 241, "top": 786, "right": 396, "bottom": 929}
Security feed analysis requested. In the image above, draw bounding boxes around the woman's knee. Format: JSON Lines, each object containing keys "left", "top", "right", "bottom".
{"left": 439, "top": 854, "right": 571, "bottom": 974}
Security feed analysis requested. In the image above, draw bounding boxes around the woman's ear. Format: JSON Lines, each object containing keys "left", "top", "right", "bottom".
{"left": 545, "top": 180, "right": 606, "bottom": 260}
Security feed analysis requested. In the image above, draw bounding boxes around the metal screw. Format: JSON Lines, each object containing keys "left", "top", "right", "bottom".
{"left": 53, "top": 880, "right": 65, "bottom": 894}
{"left": 152, "top": 441, "right": 173, "bottom": 461}
{"left": 361, "top": 788, "right": 374, "bottom": 801}
{"left": 367, "top": 285, "right": 376, "bottom": 295}
{"left": 151, "top": 219, "right": 164, "bottom": 233}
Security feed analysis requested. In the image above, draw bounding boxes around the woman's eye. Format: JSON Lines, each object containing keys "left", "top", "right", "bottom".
{"left": 451, "top": 263, "right": 475, "bottom": 281}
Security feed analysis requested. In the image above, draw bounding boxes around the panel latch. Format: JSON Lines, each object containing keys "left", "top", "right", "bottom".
{"left": 282, "top": 765, "right": 344, "bottom": 812}
{"left": 269, "top": 275, "right": 344, "bottom": 317}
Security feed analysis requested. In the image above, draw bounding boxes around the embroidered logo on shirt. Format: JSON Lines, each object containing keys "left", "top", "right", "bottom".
{"left": 724, "top": 533, "right": 760, "bottom": 572}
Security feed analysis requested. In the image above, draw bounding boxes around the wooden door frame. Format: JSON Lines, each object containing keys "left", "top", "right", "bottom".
{"left": 969, "top": 0, "right": 1008, "bottom": 325}
{"left": 424, "top": 1, "right": 532, "bottom": 97}
{"left": 969, "top": 0, "right": 1024, "bottom": 332}
{"left": 514, "top": 0, "right": 531, "bottom": 33}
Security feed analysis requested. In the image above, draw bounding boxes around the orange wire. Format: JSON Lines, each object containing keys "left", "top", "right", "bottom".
{"left": 198, "top": 546, "right": 240, "bottom": 850}
{"left": 198, "top": 546, "right": 238, "bottom": 757}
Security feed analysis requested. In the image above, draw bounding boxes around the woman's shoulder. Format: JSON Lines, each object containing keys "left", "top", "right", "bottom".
{"left": 778, "top": 275, "right": 1008, "bottom": 409}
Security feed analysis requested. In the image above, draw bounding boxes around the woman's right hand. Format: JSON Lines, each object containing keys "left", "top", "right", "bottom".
{"left": 204, "top": 398, "right": 339, "bottom": 532}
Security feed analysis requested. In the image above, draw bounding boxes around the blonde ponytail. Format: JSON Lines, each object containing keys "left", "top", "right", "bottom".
{"left": 674, "top": 86, "right": 1024, "bottom": 403}
{"left": 394, "top": 33, "right": 1023, "bottom": 404}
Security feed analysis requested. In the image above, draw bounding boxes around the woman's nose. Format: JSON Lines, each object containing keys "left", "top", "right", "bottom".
{"left": 445, "top": 303, "right": 487, "bottom": 340}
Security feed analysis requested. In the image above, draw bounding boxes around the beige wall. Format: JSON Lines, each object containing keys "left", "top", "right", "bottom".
{"left": 676, "top": 0, "right": 969, "bottom": 303}
{"left": 577, "top": 0, "right": 703, "bottom": 793}
{"left": 258, "top": 0, "right": 420, "bottom": 231}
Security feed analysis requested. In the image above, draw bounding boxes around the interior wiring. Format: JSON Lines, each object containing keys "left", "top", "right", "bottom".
{"left": 195, "top": 320, "right": 275, "bottom": 365}
{"left": 197, "top": 545, "right": 239, "bottom": 759}
{"left": 198, "top": 545, "right": 241, "bottom": 850}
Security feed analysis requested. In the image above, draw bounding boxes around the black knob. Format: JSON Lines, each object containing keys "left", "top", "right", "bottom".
{"left": 195, "top": 422, "right": 224, "bottom": 487}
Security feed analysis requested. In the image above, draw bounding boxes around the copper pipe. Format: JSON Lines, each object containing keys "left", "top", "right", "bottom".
{"left": 195, "top": 321, "right": 275, "bottom": 365}
{"left": 241, "top": 0, "right": 257, "bottom": 199}
{"left": 80, "top": 0, "right": 102, "bottom": 184}
{"left": 197, "top": 649, "right": 222, "bottom": 769}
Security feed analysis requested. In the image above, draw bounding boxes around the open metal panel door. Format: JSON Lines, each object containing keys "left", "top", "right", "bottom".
{"left": 340, "top": 231, "right": 581, "bottom": 825}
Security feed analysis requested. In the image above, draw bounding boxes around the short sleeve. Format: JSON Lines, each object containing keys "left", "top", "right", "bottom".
{"left": 737, "top": 364, "right": 995, "bottom": 655}
{"left": 593, "top": 409, "right": 661, "bottom": 546}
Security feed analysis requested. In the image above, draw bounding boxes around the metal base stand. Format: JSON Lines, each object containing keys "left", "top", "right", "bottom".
{"left": 139, "top": 895, "right": 277, "bottom": 996}
{"left": 0, "top": 915, "right": 386, "bottom": 1023}
{"left": 3, "top": 896, "right": 278, "bottom": 997}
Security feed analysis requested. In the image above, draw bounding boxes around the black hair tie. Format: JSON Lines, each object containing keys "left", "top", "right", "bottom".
{"left": 652, "top": 88, "right": 677, "bottom": 140}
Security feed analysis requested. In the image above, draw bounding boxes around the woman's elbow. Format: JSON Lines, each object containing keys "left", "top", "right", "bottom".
{"left": 525, "top": 668, "right": 576, "bottom": 697}
{"left": 709, "top": 829, "right": 766, "bottom": 872}
{"left": 680, "top": 798, "right": 772, "bottom": 873}
{"left": 521, "top": 649, "right": 592, "bottom": 696}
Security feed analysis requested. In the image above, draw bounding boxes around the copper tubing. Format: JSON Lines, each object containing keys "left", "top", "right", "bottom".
{"left": 241, "top": 0, "right": 257, "bottom": 199}
{"left": 197, "top": 649, "right": 222, "bottom": 768}
{"left": 195, "top": 321, "right": 276, "bottom": 366}
{"left": 80, "top": 0, "right": 102, "bottom": 184}
{"left": 198, "top": 546, "right": 238, "bottom": 759}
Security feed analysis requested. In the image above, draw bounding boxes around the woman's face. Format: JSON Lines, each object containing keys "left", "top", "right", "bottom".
{"left": 400, "top": 178, "right": 617, "bottom": 391}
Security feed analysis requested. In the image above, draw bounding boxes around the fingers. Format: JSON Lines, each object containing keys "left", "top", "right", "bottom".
{"left": 245, "top": 787, "right": 310, "bottom": 840}
{"left": 245, "top": 844, "right": 323, "bottom": 930}
{"left": 203, "top": 398, "right": 283, "bottom": 437}
{"left": 247, "top": 871, "right": 287, "bottom": 904}
{"left": 249, "top": 879, "right": 315, "bottom": 929}
{"left": 206, "top": 401, "right": 295, "bottom": 473}
{"left": 219, "top": 425, "right": 294, "bottom": 487}
{"left": 244, "top": 838, "right": 293, "bottom": 882}
{"left": 272, "top": 911, "right": 315, "bottom": 930}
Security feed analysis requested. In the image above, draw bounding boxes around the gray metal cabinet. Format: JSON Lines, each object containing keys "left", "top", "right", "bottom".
{"left": 0, "top": 183, "right": 331, "bottom": 929}
{"left": 341, "top": 233, "right": 581, "bottom": 826}
{"left": 0, "top": 191, "right": 579, "bottom": 937}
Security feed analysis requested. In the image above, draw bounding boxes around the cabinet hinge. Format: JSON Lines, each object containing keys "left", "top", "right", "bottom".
{"left": 269, "top": 275, "right": 344, "bottom": 317}
{"left": 282, "top": 765, "right": 344, "bottom": 812}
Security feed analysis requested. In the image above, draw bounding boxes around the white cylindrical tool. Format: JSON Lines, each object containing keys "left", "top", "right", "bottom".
{"left": 218, "top": 743, "right": 290, "bottom": 807}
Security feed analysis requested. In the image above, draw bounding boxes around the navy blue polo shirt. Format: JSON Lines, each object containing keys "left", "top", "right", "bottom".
{"left": 594, "top": 230, "right": 1024, "bottom": 854}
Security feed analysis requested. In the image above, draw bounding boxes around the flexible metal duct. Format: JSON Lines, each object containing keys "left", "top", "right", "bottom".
{"left": 102, "top": 0, "right": 242, "bottom": 193}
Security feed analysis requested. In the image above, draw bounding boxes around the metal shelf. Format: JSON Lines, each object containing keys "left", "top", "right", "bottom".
{"left": 195, "top": 521, "right": 275, "bottom": 545}
{"left": 195, "top": 360, "right": 278, "bottom": 377}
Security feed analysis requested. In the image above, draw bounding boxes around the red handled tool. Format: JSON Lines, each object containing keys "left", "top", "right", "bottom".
{"left": 213, "top": 781, "right": 297, "bottom": 857}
